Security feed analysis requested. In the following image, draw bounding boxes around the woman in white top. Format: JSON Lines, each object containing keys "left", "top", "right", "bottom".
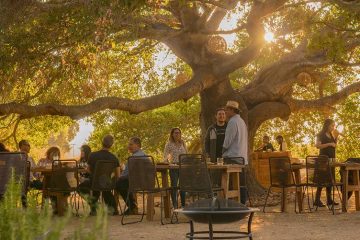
{"left": 163, "top": 127, "right": 187, "bottom": 208}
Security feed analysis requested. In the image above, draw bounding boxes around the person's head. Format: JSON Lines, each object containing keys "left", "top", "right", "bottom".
{"left": 46, "top": 147, "right": 61, "bottom": 161}
{"left": 18, "top": 140, "right": 30, "bottom": 153}
{"left": 80, "top": 144, "right": 91, "bottom": 161}
{"left": 0, "top": 143, "right": 9, "bottom": 152}
{"left": 321, "top": 119, "right": 335, "bottom": 134}
{"left": 215, "top": 108, "right": 226, "bottom": 124}
{"left": 127, "top": 137, "right": 141, "bottom": 154}
{"left": 276, "top": 135, "right": 284, "bottom": 144}
{"left": 102, "top": 134, "right": 114, "bottom": 149}
{"left": 225, "top": 101, "right": 240, "bottom": 119}
{"left": 169, "top": 128, "right": 182, "bottom": 143}
{"left": 263, "top": 135, "right": 270, "bottom": 144}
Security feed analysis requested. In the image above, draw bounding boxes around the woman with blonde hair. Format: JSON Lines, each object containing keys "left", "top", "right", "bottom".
{"left": 163, "top": 128, "right": 187, "bottom": 208}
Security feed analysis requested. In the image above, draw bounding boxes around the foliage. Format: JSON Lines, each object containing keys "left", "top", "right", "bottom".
{"left": 0, "top": 170, "right": 109, "bottom": 240}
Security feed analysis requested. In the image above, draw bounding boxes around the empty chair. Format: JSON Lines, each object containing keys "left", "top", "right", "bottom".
{"left": 121, "top": 155, "right": 170, "bottom": 225}
{"left": 0, "top": 152, "right": 27, "bottom": 196}
{"left": 263, "top": 157, "right": 304, "bottom": 213}
{"left": 305, "top": 155, "right": 342, "bottom": 214}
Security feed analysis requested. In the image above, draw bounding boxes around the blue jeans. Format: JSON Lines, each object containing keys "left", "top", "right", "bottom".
{"left": 169, "top": 169, "right": 186, "bottom": 208}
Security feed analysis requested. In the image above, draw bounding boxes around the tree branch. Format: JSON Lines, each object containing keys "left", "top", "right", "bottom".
{"left": 288, "top": 81, "right": 360, "bottom": 112}
{"left": 0, "top": 71, "right": 219, "bottom": 119}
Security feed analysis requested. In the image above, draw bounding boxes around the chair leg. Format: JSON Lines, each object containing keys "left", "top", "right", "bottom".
{"left": 332, "top": 186, "right": 335, "bottom": 215}
{"left": 189, "top": 220, "right": 194, "bottom": 240}
{"left": 247, "top": 212, "right": 254, "bottom": 240}
{"left": 294, "top": 187, "right": 298, "bottom": 213}
{"left": 263, "top": 186, "right": 271, "bottom": 213}
{"left": 208, "top": 216, "right": 214, "bottom": 240}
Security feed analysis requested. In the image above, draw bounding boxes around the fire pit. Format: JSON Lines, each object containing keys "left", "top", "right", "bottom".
{"left": 175, "top": 198, "right": 258, "bottom": 239}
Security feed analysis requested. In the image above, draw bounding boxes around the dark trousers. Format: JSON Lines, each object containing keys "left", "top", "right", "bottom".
{"left": 116, "top": 177, "right": 137, "bottom": 210}
{"left": 78, "top": 180, "right": 117, "bottom": 213}
{"left": 315, "top": 186, "right": 333, "bottom": 204}
{"left": 29, "top": 179, "right": 43, "bottom": 190}
{"left": 240, "top": 172, "right": 248, "bottom": 205}
{"left": 170, "top": 169, "right": 186, "bottom": 208}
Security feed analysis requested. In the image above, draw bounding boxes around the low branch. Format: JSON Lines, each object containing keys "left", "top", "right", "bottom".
{"left": 0, "top": 71, "right": 218, "bottom": 119}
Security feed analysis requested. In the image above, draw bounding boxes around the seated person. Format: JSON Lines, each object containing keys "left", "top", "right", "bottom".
{"left": 116, "top": 137, "right": 146, "bottom": 215}
{"left": 18, "top": 140, "right": 42, "bottom": 190}
{"left": 79, "top": 144, "right": 91, "bottom": 182}
{"left": 0, "top": 143, "right": 9, "bottom": 152}
{"left": 78, "top": 135, "right": 120, "bottom": 215}
{"left": 256, "top": 135, "right": 275, "bottom": 152}
{"left": 275, "top": 135, "right": 287, "bottom": 151}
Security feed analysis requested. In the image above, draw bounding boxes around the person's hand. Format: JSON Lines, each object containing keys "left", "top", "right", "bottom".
{"left": 328, "top": 143, "right": 336, "bottom": 148}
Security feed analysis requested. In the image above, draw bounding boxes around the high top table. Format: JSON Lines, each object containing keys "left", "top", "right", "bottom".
{"left": 146, "top": 164, "right": 245, "bottom": 221}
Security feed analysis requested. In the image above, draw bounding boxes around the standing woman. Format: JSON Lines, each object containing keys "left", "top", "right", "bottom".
{"left": 163, "top": 128, "right": 187, "bottom": 208}
{"left": 314, "top": 119, "right": 338, "bottom": 207}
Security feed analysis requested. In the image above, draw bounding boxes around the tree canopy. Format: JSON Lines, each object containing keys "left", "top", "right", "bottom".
{"left": 0, "top": 0, "right": 359, "bottom": 159}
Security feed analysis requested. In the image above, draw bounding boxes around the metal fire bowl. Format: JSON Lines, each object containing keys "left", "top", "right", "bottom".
{"left": 175, "top": 198, "right": 259, "bottom": 224}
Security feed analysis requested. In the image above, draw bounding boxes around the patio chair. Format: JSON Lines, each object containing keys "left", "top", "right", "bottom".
{"left": 223, "top": 157, "right": 252, "bottom": 206}
{"left": 47, "top": 160, "right": 80, "bottom": 215}
{"left": 90, "top": 160, "right": 120, "bottom": 215}
{"left": 0, "top": 152, "right": 27, "bottom": 197}
{"left": 263, "top": 157, "right": 304, "bottom": 213}
{"left": 305, "top": 155, "right": 342, "bottom": 215}
{"left": 121, "top": 155, "right": 170, "bottom": 225}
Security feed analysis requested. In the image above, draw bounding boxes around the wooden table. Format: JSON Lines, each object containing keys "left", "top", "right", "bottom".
{"left": 31, "top": 167, "right": 85, "bottom": 216}
{"left": 341, "top": 163, "right": 360, "bottom": 212}
{"left": 146, "top": 164, "right": 245, "bottom": 221}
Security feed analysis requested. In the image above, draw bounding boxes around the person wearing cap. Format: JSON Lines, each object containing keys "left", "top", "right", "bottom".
{"left": 223, "top": 100, "right": 248, "bottom": 204}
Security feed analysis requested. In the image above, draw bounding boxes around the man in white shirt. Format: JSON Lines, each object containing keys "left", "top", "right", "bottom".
{"left": 222, "top": 101, "right": 248, "bottom": 164}
{"left": 222, "top": 101, "right": 248, "bottom": 204}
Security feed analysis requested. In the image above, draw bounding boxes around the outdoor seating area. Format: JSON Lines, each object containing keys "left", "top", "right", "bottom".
{"left": 1, "top": 1, "right": 359, "bottom": 239}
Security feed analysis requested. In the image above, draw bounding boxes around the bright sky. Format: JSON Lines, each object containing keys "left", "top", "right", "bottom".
{"left": 69, "top": 119, "right": 94, "bottom": 158}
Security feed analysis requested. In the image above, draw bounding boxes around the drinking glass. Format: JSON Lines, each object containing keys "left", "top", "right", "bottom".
{"left": 216, "top": 158, "right": 224, "bottom": 165}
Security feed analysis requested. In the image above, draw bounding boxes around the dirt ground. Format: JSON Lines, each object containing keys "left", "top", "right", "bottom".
{"left": 65, "top": 197, "right": 360, "bottom": 240}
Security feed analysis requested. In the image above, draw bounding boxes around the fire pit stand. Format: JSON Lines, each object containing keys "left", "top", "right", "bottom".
{"left": 175, "top": 198, "right": 258, "bottom": 240}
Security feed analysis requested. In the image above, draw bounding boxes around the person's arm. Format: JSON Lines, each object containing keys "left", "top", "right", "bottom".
{"left": 222, "top": 121, "right": 236, "bottom": 152}
{"left": 315, "top": 136, "right": 336, "bottom": 149}
{"left": 115, "top": 166, "right": 121, "bottom": 179}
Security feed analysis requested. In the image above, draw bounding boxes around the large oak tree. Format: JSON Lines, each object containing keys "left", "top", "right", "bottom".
{"left": 0, "top": 0, "right": 359, "bottom": 152}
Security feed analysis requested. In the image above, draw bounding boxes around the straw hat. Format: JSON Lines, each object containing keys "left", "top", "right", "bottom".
{"left": 225, "top": 101, "right": 240, "bottom": 110}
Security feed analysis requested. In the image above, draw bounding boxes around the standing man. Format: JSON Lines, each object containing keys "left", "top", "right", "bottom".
{"left": 116, "top": 137, "right": 146, "bottom": 215}
{"left": 78, "top": 134, "right": 120, "bottom": 215}
{"left": 204, "top": 108, "right": 227, "bottom": 162}
{"left": 223, "top": 101, "right": 248, "bottom": 204}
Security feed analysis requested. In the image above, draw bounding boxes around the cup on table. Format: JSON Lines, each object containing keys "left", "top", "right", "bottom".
{"left": 216, "top": 158, "right": 224, "bottom": 165}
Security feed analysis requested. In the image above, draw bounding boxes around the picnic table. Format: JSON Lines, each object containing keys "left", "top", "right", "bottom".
{"left": 146, "top": 163, "right": 245, "bottom": 221}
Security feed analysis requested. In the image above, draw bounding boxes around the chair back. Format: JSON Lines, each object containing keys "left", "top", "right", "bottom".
{"left": 224, "top": 157, "right": 245, "bottom": 165}
{"left": 91, "top": 160, "right": 117, "bottom": 191}
{"left": 346, "top": 158, "right": 360, "bottom": 164}
{"left": 48, "top": 160, "right": 79, "bottom": 192}
{"left": 128, "top": 156, "right": 157, "bottom": 192}
{"left": 0, "top": 152, "right": 27, "bottom": 195}
{"left": 268, "top": 157, "right": 295, "bottom": 187}
{"left": 306, "top": 155, "right": 333, "bottom": 186}
{"left": 179, "top": 154, "right": 213, "bottom": 196}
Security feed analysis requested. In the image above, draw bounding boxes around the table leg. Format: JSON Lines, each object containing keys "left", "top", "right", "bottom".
{"left": 146, "top": 193, "right": 154, "bottom": 221}
{"left": 294, "top": 169, "right": 303, "bottom": 212}
{"left": 353, "top": 171, "right": 360, "bottom": 211}
{"left": 221, "top": 171, "right": 229, "bottom": 199}
{"left": 280, "top": 188, "right": 287, "bottom": 212}
{"left": 230, "top": 172, "right": 240, "bottom": 202}
{"left": 342, "top": 168, "right": 348, "bottom": 212}
{"left": 161, "top": 170, "right": 171, "bottom": 217}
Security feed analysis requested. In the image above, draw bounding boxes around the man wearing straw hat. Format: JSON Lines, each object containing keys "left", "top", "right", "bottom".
{"left": 223, "top": 100, "right": 248, "bottom": 204}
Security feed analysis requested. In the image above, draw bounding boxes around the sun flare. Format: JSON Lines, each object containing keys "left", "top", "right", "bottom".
{"left": 264, "top": 32, "right": 275, "bottom": 42}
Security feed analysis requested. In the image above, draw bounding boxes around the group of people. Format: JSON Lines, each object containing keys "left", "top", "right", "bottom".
{"left": 0, "top": 99, "right": 345, "bottom": 214}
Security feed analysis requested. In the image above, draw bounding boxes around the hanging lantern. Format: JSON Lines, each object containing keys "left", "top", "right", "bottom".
{"left": 175, "top": 73, "right": 190, "bottom": 86}
{"left": 206, "top": 35, "right": 227, "bottom": 54}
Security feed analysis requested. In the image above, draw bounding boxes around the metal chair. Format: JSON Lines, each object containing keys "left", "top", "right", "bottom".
{"left": 223, "top": 157, "right": 252, "bottom": 206}
{"left": 90, "top": 160, "right": 120, "bottom": 214}
{"left": 121, "top": 155, "right": 170, "bottom": 225}
{"left": 305, "top": 155, "right": 342, "bottom": 215}
{"left": 47, "top": 160, "right": 79, "bottom": 215}
{"left": 0, "top": 152, "right": 27, "bottom": 196}
{"left": 263, "top": 157, "right": 304, "bottom": 213}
